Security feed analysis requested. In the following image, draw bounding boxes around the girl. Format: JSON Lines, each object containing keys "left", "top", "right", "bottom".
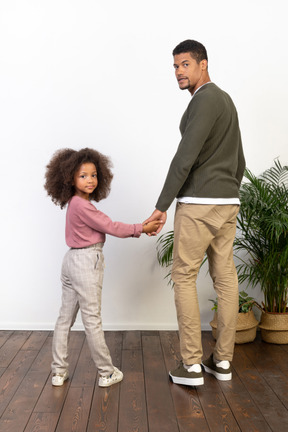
{"left": 44, "top": 148, "right": 161, "bottom": 387}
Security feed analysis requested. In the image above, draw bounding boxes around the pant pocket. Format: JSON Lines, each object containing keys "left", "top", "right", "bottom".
{"left": 94, "top": 252, "right": 105, "bottom": 270}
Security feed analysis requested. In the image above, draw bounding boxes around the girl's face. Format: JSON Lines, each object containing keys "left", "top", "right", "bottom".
{"left": 73, "top": 162, "right": 98, "bottom": 200}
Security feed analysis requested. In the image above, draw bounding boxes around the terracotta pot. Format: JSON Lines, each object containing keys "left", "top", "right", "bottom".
{"left": 258, "top": 312, "right": 288, "bottom": 344}
{"left": 210, "top": 310, "right": 258, "bottom": 344}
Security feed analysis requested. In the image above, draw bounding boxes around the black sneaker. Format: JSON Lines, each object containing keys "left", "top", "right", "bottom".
{"left": 169, "top": 362, "right": 204, "bottom": 386}
{"left": 202, "top": 354, "right": 232, "bottom": 381}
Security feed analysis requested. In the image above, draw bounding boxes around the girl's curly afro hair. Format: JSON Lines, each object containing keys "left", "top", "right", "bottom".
{"left": 44, "top": 148, "right": 113, "bottom": 208}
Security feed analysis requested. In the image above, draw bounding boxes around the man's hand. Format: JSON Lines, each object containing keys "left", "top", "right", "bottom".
{"left": 143, "top": 210, "right": 167, "bottom": 235}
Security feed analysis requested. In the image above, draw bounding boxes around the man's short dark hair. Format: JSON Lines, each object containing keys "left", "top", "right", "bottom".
{"left": 172, "top": 40, "right": 208, "bottom": 63}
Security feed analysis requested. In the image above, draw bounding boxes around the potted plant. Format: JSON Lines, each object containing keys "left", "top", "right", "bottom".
{"left": 209, "top": 291, "right": 259, "bottom": 344}
{"left": 234, "top": 159, "right": 288, "bottom": 343}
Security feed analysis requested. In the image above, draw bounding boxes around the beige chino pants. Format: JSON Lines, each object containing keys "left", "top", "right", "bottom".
{"left": 172, "top": 203, "right": 239, "bottom": 365}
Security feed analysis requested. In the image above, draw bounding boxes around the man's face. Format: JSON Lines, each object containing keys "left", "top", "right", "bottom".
{"left": 173, "top": 52, "right": 207, "bottom": 93}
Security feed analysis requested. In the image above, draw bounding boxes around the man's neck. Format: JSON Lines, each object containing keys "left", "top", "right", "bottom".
{"left": 189, "top": 74, "right": 211, "bottom": 96}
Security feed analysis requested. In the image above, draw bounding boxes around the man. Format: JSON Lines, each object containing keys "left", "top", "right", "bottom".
{"left": 145, "top": 40, "right": 245, "bottom": 386}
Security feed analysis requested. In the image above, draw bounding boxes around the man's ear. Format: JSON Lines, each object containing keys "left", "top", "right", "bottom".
{"left": 201, "top": 59, "right": 208, "bottom": 70}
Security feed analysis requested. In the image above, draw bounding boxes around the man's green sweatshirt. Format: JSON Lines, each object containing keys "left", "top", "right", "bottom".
{"left": 156, "top": 83, "right": 246, "bottom": 212}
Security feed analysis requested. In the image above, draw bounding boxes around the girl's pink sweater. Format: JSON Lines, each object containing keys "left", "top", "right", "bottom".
{"left": 65, "top": 196, "right": 143, "bottom": 248}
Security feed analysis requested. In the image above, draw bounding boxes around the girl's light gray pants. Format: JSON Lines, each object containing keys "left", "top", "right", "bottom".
{"left": 51, "top": 243, "right": 114, "bottom": 377}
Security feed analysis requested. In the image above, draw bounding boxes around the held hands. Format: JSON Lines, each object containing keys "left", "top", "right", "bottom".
{"left": 142, "top": 220, "right": 163, "bottom": 234}
{"left": 142, "top": 210, "right": 167, "bottom": 236}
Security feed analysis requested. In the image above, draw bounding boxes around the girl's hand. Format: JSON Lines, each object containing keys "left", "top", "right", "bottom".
{"left": 143, "top": 210, "right": 167, "bottom": 235}
{"left": 142, "top": 220, "right": 163, "bottom": 235}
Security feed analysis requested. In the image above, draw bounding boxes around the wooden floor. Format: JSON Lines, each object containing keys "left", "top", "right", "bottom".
{"left": 1, "top": 331, "right": 288, "bottom": 432}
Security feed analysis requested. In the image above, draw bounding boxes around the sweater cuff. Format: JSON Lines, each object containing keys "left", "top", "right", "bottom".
{"left": 133, "top": 223, "right": 143, "bottom": 238}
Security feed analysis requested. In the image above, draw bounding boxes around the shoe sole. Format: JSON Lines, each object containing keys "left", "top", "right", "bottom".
{"left": 169, "top": 372, "right": 204, "bottom": 386}
{"left": 202, "top": 364, "right": 232, "bottom": 381}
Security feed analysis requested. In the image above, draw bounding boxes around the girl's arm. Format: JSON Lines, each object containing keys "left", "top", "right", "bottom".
{"left": 77, "top": 199, "right": 161, "bottom": 238}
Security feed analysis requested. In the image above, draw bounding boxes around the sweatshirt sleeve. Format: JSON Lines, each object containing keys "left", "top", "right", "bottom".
{"left": 78, "top": 200, "right": 143, "bottom": 238}
{"left": 235, "top": 133, "right": 246, "bottom": 185}
{"left": 156, "top": 93, "right": 219, "bottom": 212}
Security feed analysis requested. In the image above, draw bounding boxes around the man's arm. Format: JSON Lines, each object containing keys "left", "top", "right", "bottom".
{"left": 156, "top": 93, "right": 218, "bottom": 212}
{"left": 145, "top": 89, "right": 217, "bottom": 232}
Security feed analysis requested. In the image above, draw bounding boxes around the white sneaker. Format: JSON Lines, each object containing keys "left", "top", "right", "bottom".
{"left": 98, "top": 367, "right": 123, "bottom": 387}
{"left": 169, "top": 362, "right": 204, "bottom": 386}
{"left": 202, "top": 354, "right": 232, "bottom": 381}
{"left": 52, "top": 370, "right": 69, "bottom": 386}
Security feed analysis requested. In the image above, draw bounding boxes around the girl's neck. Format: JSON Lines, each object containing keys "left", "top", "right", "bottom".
{"left": 74, "top": 192, "right": 90, "bottom": 201}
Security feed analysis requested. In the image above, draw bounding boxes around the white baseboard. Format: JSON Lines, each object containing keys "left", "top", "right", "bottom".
{"left": 0, "top": 322, "right": 212, "bottom": 331}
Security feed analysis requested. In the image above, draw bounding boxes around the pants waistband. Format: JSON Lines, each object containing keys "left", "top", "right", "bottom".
{"left": 71, "top": 242, "right": 104, "bottom": 250}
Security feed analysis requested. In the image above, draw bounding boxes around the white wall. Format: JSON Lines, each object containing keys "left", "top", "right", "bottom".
{"left": 1, "top": 0, "right": 287, "bottom": 331}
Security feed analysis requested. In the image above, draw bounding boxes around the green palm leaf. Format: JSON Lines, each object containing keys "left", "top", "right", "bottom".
{"left": 235, "top": 159, "right": 288, "bottom": 312}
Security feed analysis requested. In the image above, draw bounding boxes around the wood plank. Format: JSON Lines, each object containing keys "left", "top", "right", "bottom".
{"left": 0, "top": 331, "right": 14, "bottom": 349}
{"left": 159, "top": 330, "right": 181, "bottom": 364}
{"left": 216, "top": 368, "right": 272, "bottom": 432}
{"left": 142, "top": 334, "right": 179, "bottom": 432}
{"left": 105, "top": 331, "right": 123, "bottom": 368}
{"left": 218, "top": 388, "right": 272, "bottom": 432}
{"left": 21, "top": 331, "right": 49, "bottom": 351}
{"left": 0, "top": 335, "right": 53, "bottom": 431}
{"left": 201, "top": 330, "right": 216, "bottom": 360}
{"left": 55, "top": 386, "right": 94, "bottom": 432}
{"left": 68, "top": 330, "right": 86, "bottom": 351}
{"left": 172, "top": 332, "right": 240, "bottom": 431}
{"left": 0, "top": 331, "right": 31, "bottom": 367}
{"left": 142, "top": 330, "right": 159, "bottom": 336}
{"left": 200, "top": 331, "right": 226, "bottom": 392}
{"left": 0, "top": 369, "right": 50, "bottom": 432}
{"left": 232, "top": 347, "right": 288, "bottom": 431}
{"left": 123, "top": 330, "right": 141, "bottom": 350}
{"left": 23, "top": 333, "right": 82, "bottom": 431}
{"left": 86, "top": 331, "right": 123, "bottom": 432}
{"left": 0, "top": 349, "right": 38, "bottom": 417}
{"left": 118, "top": 349, "right": 148, "bottom": 432}
{"left": 24, "top": 413, "right": 59, "bottom": 432}
{"left": 238, "top": 341, "right": 288, "bottom": 410}
{"left": 202, "top": 332, "right": 274, "bottom": 431}
{"left": 87, "top": 385, "right": 119, "bottom": 432}
{"left": 70, "top": 339, "right": 97, "bottom": 388}
{"left": 30, "top": 335, "right": 53, "bottom": 372}
{"left": 198, "top": 390, "right": 241, "bottom": 432}
{"left": 33, "top": 345, "right": 83, "bottom": 413}
{"left": 256, "top": 343, "right": 288, "bottom": 375}
{"left": 160, "top": 331, "right": 210, "bottom": 432}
